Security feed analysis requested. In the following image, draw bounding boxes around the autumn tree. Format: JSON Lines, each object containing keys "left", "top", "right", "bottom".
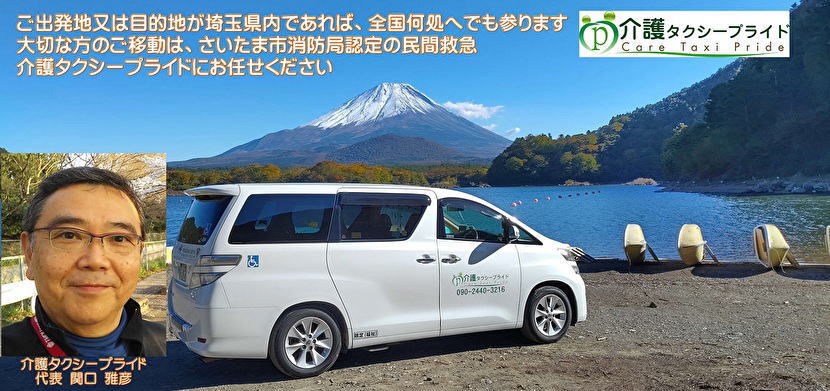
{"left": 1, "top": 153, "right": 68, "bottom": 238}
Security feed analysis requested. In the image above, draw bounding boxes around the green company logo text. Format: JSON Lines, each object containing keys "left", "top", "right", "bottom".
{"left": 579, "top": 10, "right": 786, "bottom": 58}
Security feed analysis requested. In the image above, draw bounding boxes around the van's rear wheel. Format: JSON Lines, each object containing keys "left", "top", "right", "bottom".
{"left": 269, "top": 308, "right": 342, "bottom": 378}
{"left": 521, "top": 286, "right": 572, "bottom": 343}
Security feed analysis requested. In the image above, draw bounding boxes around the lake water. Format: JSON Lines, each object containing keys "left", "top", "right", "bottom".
{"left": 167, "top": 185, "right": 830, "bottom": 263}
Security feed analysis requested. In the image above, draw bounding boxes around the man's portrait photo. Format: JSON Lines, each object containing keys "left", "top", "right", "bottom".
{"left": 1, "top": 153, "right": 167, "bottom": 357}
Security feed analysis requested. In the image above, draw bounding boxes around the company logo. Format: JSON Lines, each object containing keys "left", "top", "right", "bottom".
{"left": 452, "top": 272, "right": 476, "bottom": 287}
{"left": 579, "top": 11, "right": 619, "bottom": 53}
{"left": 579, "top": 10, "right": 790, "bottom": 58}
{"left": 451, "top": 272, "right": 510, "bottom": 287}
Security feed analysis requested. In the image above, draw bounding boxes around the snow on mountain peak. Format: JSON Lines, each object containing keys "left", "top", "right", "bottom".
{"left": 307, "top": 82, "right": 444, "bottom": 128}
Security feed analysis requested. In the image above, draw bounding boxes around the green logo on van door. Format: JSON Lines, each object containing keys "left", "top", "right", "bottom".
{"left": 452, "top": 272, "right": 476, "bottom": 287}
{"left": 451, "top": 272, "right": 510, "bottom": 287}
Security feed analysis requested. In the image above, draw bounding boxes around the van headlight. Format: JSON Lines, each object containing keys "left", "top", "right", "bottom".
{"left": 558, "top": 247, "right": 580, "bottom": 274}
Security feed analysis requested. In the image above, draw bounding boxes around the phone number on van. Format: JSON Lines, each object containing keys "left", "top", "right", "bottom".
{"left": 456, "top": 286, "right": 506, "bottom": 296}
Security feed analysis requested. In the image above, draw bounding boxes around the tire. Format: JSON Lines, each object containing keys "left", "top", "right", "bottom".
{"left": 269, "top": 308, "right": 342, "bottom": 378}
{"left": 521, "top": 286, "right": 572, "bottom": 343}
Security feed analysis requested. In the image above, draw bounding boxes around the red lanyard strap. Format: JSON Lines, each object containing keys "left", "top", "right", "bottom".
{"left": 30, "top": 316, "right": 67, "bottom": 356}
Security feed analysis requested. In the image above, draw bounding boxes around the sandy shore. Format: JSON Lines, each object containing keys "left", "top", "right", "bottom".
{"left": 143, "top": 259, "right": 830, "bottom": 390}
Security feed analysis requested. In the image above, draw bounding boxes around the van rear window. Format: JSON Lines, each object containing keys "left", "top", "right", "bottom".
{"left": 178, "top": 195, "right": 232, "bottom": 245}
{"left": 229, "top": 194, "right": 335, "bottom": 244}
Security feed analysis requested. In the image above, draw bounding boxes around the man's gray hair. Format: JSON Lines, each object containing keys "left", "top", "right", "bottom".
{"left": 22, "top": 166, "right": 146, "bottom": 238}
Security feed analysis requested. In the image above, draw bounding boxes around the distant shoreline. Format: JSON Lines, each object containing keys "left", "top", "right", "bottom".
{"left": 658, "top": 176, "right": 830, "bottom": 196}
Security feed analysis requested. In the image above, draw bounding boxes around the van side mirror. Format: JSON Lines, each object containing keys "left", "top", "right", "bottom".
{"left": 508, "top": 225, "right": 520, "bottom": 242}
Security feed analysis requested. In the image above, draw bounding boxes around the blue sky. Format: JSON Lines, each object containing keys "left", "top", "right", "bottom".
{"left": 1, "top": 0, "right": 794, "bottom": 161}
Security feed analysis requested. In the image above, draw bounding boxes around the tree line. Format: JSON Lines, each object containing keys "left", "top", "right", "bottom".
{"left": 168, "top": 161, "right": 489, "bottom": 190}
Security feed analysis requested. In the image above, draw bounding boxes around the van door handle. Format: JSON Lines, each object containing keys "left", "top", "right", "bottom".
{"left": 441, "top": 254, "right": 461, "bottom": 264}
{"left": 416, "top": 255, "right": 435, "bottom": 264}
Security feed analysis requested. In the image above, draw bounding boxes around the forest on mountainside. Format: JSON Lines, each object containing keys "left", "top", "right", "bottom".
{"left": 486, "top": 134, "right": 600, "bottom": 186}
{"left": 661, "top": 0, "right": 830, "bottom": 179}
{"left": 487, "top": 55, "right": 741, "bottom": 185}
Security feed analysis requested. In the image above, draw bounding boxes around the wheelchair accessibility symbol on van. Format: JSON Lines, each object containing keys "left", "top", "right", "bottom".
{"left": 247, "top": 255, "right": 260, "bottom": 268}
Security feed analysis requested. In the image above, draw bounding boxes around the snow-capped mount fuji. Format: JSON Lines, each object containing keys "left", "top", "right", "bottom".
{"left": 170, "top": 82, "right": 511, "bottom": 168}
{"left": 308, "top": 83, "right": 442, "bottom": 128}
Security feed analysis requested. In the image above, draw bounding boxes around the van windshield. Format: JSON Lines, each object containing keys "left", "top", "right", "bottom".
{"left": 178, "top": 195, "right": 232, "bottom": 245}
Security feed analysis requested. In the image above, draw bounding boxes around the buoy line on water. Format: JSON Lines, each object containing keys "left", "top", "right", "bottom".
{"left": 511, "top": 190, "right": 601, "bottom": 207}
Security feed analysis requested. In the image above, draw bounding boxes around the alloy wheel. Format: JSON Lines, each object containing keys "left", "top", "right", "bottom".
{"left": 284, "top": 316, "right": 333, "bottom": 369}
{"left": 534, "top": 294, "right": 567, "bottom": 336}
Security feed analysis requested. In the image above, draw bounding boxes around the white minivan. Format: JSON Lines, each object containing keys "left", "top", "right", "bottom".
{"left": 169, "top": 183, "right": 587, "bottom": 378}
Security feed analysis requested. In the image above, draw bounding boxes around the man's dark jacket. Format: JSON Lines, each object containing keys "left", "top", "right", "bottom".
{"left": 1, "top": 298, "right": 165, "bottom": 356}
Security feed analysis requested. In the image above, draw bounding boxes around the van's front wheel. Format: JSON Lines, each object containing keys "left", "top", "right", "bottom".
{"left": 269, "top": 308, "right": 342, "bottom": 378}
{"left": 521, "top": 286, "right": 572, "bottom": 343}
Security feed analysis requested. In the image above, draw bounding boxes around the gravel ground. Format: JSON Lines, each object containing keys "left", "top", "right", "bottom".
{"left": 151, "top": 260, "right": 830, "bottom": 391}
{"left": 4, "top": 260, "right": 825, "bottom": 390}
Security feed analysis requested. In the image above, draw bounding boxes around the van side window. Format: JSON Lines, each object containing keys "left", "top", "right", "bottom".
{"left": 515, "top": 226, "right": 542, "bottom": 245}
{"left": 229, "top": 194, "right": 334, "bottom": 244}
{"left": 338, "top": 193, "right": 429, "bottom": 241}
{"left": 439, "top": 198, "right": 506, "bottom": 243}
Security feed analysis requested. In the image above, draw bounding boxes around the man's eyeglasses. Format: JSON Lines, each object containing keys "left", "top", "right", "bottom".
{"left": 31, "top": 227, "right": 143, "bottom": 256}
